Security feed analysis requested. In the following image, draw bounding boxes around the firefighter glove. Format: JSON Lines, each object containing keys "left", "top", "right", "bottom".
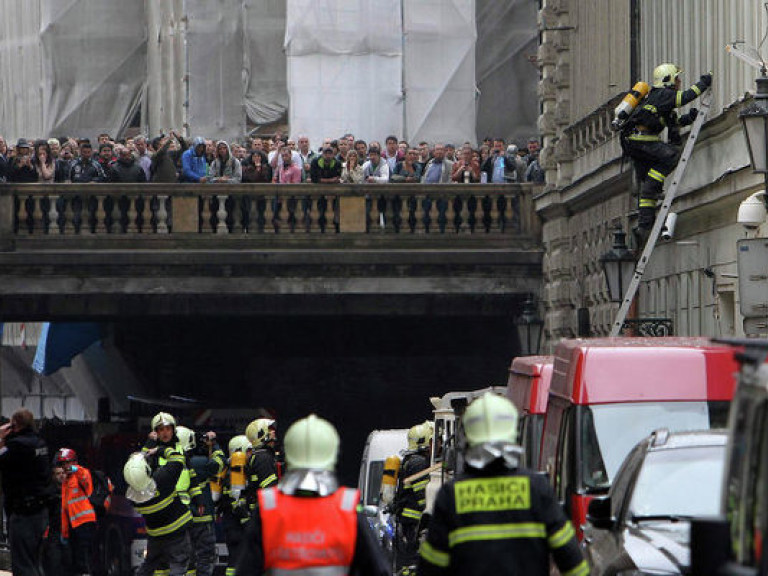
{"left": 688, "top": 108, "right": 699, "bottom": 121}
{"left": 700, "top": 73, "right": 712, "bottom": 87}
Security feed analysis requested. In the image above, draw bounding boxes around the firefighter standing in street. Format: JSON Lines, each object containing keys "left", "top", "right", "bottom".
{"left": 57, "top": 447, "right": 98, "bottom": 576}
{"left": 237, "top": 414, "right": 389, "bottom": 575}
{"left": 243, "top": 418, "right": 279, "bottom": 505}
{"left": 394, "top": 421, "right": 433, "bottom": 574}
{"left": 418, "top": 393, "right": 588, "bottom": 575}
{"left": 219, "top": 434, "right": 252, "bottom": 576}
{"left": 124, "top": 447, "right": 192, "bottom": 576}
{"left": 177, "top": 426, "right": 219, "bottom": 576}
{"left": 618, "top": 63, "right": 711, "bottom": 245}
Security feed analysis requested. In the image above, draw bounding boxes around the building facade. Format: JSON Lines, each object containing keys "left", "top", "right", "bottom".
{"left": 535, "top": 0, "right": 767, "bottom": 347}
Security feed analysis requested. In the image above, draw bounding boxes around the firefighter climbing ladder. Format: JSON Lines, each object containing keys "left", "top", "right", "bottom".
{"left": 609, "top": 88, "right": 713, "bottom": 337}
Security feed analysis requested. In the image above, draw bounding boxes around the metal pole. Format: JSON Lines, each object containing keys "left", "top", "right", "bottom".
{"left": 401, "top": 0, "right": 407, "bottom": 142}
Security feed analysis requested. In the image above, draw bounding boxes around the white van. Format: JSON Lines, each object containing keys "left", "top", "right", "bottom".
{"left": 358, "top": 428, "right": 408, "bottom": 507}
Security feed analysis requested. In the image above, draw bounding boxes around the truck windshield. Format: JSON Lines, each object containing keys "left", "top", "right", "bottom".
{"left": 630, "top": 445, "right": 725, "bottom": 520}
{"left": 580, "top": 401, "right": 729, "bottom": 491}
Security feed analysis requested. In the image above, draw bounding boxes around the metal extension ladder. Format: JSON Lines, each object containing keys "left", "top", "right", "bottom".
{"left": 609, "top": 88, "right": 713, "bottom": 336}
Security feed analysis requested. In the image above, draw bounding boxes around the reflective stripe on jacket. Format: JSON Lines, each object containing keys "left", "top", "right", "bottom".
{"left": 258, "top": 486, "right": 358, "bottom": 573}
{"left": 61, "top": 466, "right": 97, "bottom": 537}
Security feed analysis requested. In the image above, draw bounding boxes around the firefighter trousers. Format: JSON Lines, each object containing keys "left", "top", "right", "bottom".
{"left": 625, "top": 138, "right": 680, "bottom": 229}
{"left": 188, "top": 521, "right": 217, "bottom": 576}
{"left": 137, "top": 529, "right": 191, "bottom": 576}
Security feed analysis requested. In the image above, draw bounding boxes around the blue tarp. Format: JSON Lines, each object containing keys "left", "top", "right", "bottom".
{"left": 33, "top": 323, "right": 102, "bottom": 375}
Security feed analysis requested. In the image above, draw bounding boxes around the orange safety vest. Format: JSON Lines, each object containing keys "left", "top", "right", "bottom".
{"left": 61, "top": 466, "right": 97, "bottom": 537}
{"left": 258, "top": 486, "right": 359, "bottom": 575}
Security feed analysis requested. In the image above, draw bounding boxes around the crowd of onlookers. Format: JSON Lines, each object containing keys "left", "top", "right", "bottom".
{"left": 0, "top": 131, "right": 545, "bottom": 185}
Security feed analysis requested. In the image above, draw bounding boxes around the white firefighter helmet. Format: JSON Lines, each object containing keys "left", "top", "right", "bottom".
{"left": 124, "top": 452, "right": 153, "bottom": 492}
{"left": 245, "top": 418, "right": 274, "bottom": 448}
{"left": 176, "top": 426, "right": 196, "bottom": 452}
{"left": 228, "top": 434, "right": 252, "bottom": 456}
{"left": 463, "top": 393, "right": 519, "bottom": 447}
{"left": 151, "top": 411, "right": 176, "bottom": 431}
{"left": 284, "top": 414, "right": 339, "bottom": 471}
{"left": 407, "top": 422, "right": 433, "bottom": 451}
{"left": 653, "top": 63, "right": 682, "bottom": 88}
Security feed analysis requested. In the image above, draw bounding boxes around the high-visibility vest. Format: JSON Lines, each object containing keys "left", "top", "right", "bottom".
{"left": 159, "top": 445, "right": 191, "bottom": 505}
{"left": 258, "top": 487, "right": 358, "bottom": 574}
{"left": 61, "top": 467, "right": 97, "bottom": 537}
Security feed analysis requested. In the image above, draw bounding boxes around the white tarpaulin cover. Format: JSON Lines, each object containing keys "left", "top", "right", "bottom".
{"left": 286, "top": 0, "right": 406, "bottom": 147}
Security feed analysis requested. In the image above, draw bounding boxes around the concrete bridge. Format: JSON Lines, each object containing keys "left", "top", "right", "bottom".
{"left": 0, "top": 183, "right": 543, "bottom": 320}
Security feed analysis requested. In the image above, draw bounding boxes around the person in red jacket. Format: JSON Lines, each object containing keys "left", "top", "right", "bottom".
{"left": 57, "top": 448, "right": 97, "bottom": 576}
{"left": 237, "top": 414, "right": 389, "bottom": 576}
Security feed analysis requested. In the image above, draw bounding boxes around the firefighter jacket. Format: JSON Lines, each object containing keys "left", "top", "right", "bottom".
{"left": 131, "top": 446, "right": 192, "bottom": 538}
{"left": 189, "top": 448, "right": 223, "bottom": 523}
{"left": 144, "top": 436, "right": 192, "bottom": 506}
{"left": 236, "top": 486, "right": 390, "bottom": 576}
{"left": 243, "top": 448, "right": 278, "bottom": 507}
{"left": 396, "top": 450, "right": 430, "bottom": 523}
{"left": 61, "top": 465, "right": 97, "bottom": 537}
{"left": 625, "top": 77, "right": 709, "bottom": 143}
{"left": 418, "top": 465, "right": 589, "bottom": 576}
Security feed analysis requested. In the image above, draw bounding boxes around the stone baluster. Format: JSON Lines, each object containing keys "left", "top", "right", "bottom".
{"left": 490, "top": 194, "right": 500, "bottom": 233}
{"left": 63, "top": 196, "right": 75, "bottom": 235}
{"left": 216, "top": 195, "right": 229, "bottom": 234}
{"left": 428, "top": 196, "right": 438, "bottom": 234}
{"left": 48, "top": 195, "right": 60, "bottom": 235}
{"left": 127, "top": 195, "right": 138, "bottom": 233}
{"left": 309, "top": 196, "right": 320, "bottom": 233}
{"left": 200, "top": 195, "right": 212, "bottom": 233}
{"left": 446, "top": 196, "right": 456, "bottom": 233}
{"left": 95, "top": 195, "right": 107, "bottom": 234}
{"left": 156, "top": 195, "right": 169, "bottom": 234}
{"left": 31, "top": 196, "right": 45, "bottom": 235}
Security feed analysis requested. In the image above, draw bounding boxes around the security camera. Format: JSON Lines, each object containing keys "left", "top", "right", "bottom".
{"left": 661, "top": 212, "right": 677, "bottom": 241}
{"left": 737, "top": 191, "right": 767, "bottom": 229}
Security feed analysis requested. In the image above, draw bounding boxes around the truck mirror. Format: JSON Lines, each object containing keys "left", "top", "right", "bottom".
{"left": 361, "top": 505, "right": 378, "bottom": 518}
{"left": 689, "top": 517, "right": 737, "bottom": 576}
{"left": 586, "top": 496, "right": 614, "bottom": 530}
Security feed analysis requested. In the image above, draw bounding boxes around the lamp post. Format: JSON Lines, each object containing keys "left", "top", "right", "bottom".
{"left": 740, "top": 72, "right": 768, "bottom": 208}
{"left": 600, "top": 225, "right": 636, "bottom": 303}
{"left": 515, "top": 295, "right": 544, "bottom": 355}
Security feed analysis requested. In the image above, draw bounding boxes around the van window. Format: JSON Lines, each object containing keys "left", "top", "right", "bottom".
{"left": 581, "top": 401, "right": 729, "bottom": 491}
{"left": 556, "top": 408, "right": 575, "bottom": 503}
{"left": 520, "top": 414, "right": 544, "bottom": 469}
{"left": 433, "top": 419, "right": 446, "bottom": 463}
{"left": 365, "top": 460, "right": 385, "bottom": 506}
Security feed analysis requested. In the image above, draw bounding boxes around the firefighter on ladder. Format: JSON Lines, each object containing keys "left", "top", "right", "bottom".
{"left": 618, "top": 63, "right": 711, "bottom": 246}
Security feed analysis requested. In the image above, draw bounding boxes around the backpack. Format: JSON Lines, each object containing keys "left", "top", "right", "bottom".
{"left": 88, "top": 470, "right": 114, "bottom": 518}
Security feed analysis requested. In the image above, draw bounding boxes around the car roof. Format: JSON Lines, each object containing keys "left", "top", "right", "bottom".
{"left": 646, "top": 428, "right": 728, "bottom": 452}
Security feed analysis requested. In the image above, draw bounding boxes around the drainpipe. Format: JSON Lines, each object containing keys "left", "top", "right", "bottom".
{"left": 630, "top": 0, "right": 640, "bottom": 84}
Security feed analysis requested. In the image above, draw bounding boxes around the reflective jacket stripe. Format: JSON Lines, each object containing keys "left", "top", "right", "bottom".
{"left": 420, "top": 540, "right": 450, "bottom": 567}
{"left": 192, "top": 514, "right": 213, "bottom": 523}
{"left": 267, "top": 566, "right": 347, "bottom": 576}
{"left": 627, "top": 134, "right": 661, "bottom": 142}
{"left": 145, "top": 510, "right": 192, "bottom": 537}
{"left": 402, "top": 508, "right": 423, "bottom": 520}
{"left": 548, "top": 521, "right": 575, "bottom": 549}
{"left": 261, "top": 487, "right": 277, "bottom": 510}
{"left": 448, "top": 522, "right": 546, "bottom": 547}
{"left": 135, "top": 493, "right": 175, "bottom": 515}
{"left": 648, "top": 168, "right": 666, "bottom": 182}
{"left": 70, "top": 509, "right": 95, "bottom": 522}
{"left": 340, "top": 488, "right": 357, "bottom": 511}
{"left": 411, "top": 479, "right": 429, "bottom": 491}
{"left": 562, "top": 559, "right": 590, "bottom": 576}
{"left": 67, "top": 495, "right": 89, "bottom": 505}
{"left": 259, "top": 474, "right": 278, "bottom": 489}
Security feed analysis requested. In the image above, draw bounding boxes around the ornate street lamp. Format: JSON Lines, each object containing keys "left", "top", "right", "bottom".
{"left": 600, "top": 225, "right": 636, "bottom": 302}
{"left": 515, "top": 295, "right": 543, "bottom": 356}
{"left": 740, "top": 72, "right": 768, "bottom": 207}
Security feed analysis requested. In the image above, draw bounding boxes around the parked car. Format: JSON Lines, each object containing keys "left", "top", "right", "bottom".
{"left": 540, "top": 337, "right": 738, "bottom": 538}
{"left": 584, "top": 429, "right": 727, "bottom": 576}
{"left": 505, "top": 355, "right": 553, "bottom": 469}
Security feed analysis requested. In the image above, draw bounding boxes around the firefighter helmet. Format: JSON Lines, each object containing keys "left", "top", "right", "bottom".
{"left": 407, "top": 422, "right": 433, "bottom": 451}
{"left": 653, "top": 63, "right": 682, "bottom": 88}
{"left": 55, "top": 447, "right": 77, "bottom": 465}
{"left": 245, "top": 418, "right": 274, "bottom": 448}
{"left": 228, "top": 434, "right": 252, "bottom": 456}
{"left": 123, "top": 452, "right": 154, "bottom": 492}
{"left": 284, "top": 414, "right": 339, "bottom": 471}
{"left": 176, "top": 426, "right": 196, "bottom": 453}
{"left": 151, "top": 411, "right": 176, "bottom": 431}
{"left": 463, "top": 393, "right": 519, "bottom": 447}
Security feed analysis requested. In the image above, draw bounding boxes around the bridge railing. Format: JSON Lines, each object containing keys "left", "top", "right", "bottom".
{"left": 0, "top": 183, "right": 540, "bottom": 247}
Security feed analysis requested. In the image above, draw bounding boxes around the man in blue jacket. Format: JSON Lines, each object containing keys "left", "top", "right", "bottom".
{"left": 181, "top": 136, "right": 208, "bottom": 183}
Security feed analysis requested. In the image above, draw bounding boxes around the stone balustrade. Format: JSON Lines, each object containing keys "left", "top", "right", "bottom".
{"left": 1, "top": 183, "right": 540, "bottom": 248}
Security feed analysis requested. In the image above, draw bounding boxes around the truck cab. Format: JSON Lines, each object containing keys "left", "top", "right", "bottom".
{"left": 423, "top": 386, "right": 506, "bottom": 520}
{"left": 540, "top": 337, "right": 737, "bottom": 539}
{"left": 506, "top": 355, "right": 553, "bottom": 470}
{"left": 690, "top": 339, "right": 768, "bottom": 576}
